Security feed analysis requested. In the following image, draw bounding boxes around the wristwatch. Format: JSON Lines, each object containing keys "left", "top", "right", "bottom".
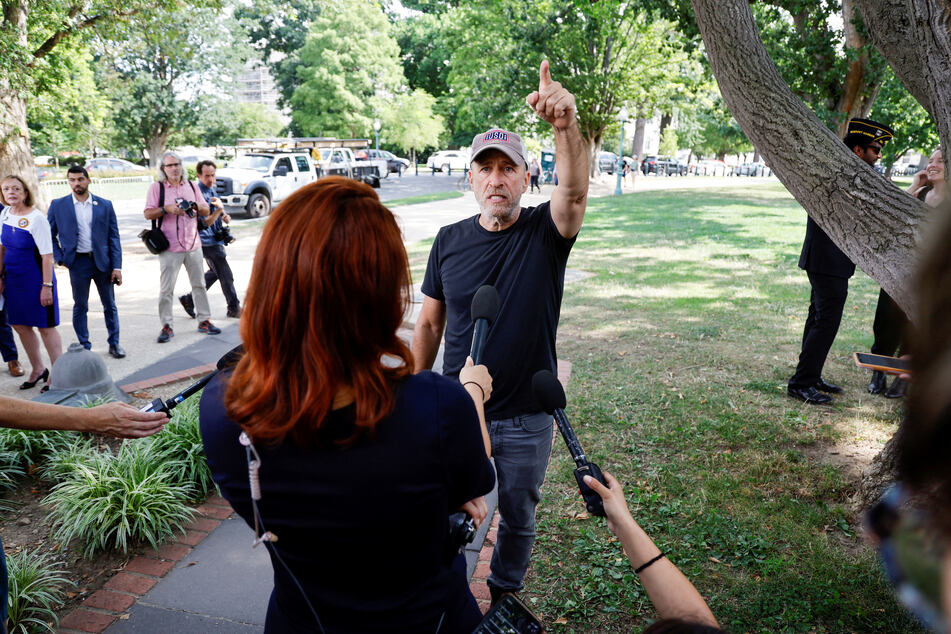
{"left": 42, "top": 282, "right": 53, "bottom": 288}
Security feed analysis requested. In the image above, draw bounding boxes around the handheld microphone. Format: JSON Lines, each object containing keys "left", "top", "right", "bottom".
{"left": 469, "top": 285, "right": 499, "bottom": 364}
{"left": 532, "top": 370, "right": 607, "bottom": 517}
{"left": 139, "top": 345, "right": 245, "bottom": 414}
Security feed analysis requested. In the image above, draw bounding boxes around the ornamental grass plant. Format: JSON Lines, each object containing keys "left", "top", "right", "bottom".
{"left": 43, "top": 440, "right": 195, "bottom": 556}
{"left": 5, "top": 548, "right": 73, "bottom": 633}
{"left": 148, "top": 395, "right": 215, "bottom": 501}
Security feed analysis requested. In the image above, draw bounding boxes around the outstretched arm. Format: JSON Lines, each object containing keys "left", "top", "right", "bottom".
{"left": 585, "top": 472, "right": 718, "bottom": 627}
{"left": 525, "top": 60, "right": 588, "bottom": 239}
{"left": 412, "top": 295, "right": 446, "bottom": 373}
{"left": 0, "top": 398, "right": 168, "bottom": 439}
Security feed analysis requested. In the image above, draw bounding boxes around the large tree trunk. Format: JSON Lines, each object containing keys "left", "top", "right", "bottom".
{"left": 691, "top": 0, "right": 929, "bottom": 316}
{"left": 0, "top": 91, "right": 41, "bottom": 206}
{"left": 853, "top": 0, "right": 951, "bottom": 169}
{"left": 0, "top": 2, "right": 42, "bottom": 207}
{"left": 147, "top": 134, "right": 169, "bottom": 168}
{"left": 631, "top": 116, "right": 647, "bottom": 160}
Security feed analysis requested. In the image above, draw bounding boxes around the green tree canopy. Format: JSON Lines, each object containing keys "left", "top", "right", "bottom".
{"left": 289, "top": 0, "right": 405, "bottom": 138}
{"left": 381, "top": 88, "right": 445, "bottom": 160}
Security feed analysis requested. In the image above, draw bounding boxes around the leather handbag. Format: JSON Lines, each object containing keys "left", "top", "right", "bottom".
{"left": 139, "top": 218, "right": 169, "bottom": 254}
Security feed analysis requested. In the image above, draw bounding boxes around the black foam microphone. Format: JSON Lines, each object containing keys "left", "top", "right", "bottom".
{"left": 532, "top": 369, "right": 607, "bottom": 517}
{"left": 140, "top": 345, "right": 245, "bottom": 414}
{"left": 469, "top": 285, "right": 499, "bottom": 364}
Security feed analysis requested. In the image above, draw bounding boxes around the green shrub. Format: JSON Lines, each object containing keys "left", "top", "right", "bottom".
{"left": 43, "top": 441, "right": 195, "bottom": 555}
{"left": 0, "top": 429, "right": 73, "bottom": 469}
{"left": 37, "top": 439, "right": 99, "bottom": 483}
{"left": 149, "top": 395, "right": 214, "bottom": 501}
{"left": 5, "top": 548, "right": 73, "bottom": 633}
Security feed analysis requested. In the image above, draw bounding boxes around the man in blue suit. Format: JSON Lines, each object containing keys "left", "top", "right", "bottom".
{"left": 48, "top": 165, "right": 125, "bottom": 358}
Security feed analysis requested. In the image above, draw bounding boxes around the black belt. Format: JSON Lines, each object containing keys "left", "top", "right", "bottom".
{"left": 76, "top": 252, "right": 93, "bottom": 258}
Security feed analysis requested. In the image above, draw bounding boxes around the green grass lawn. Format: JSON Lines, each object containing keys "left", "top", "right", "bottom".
{"left": 410, "top": 184, "right": 917, "bottom": 632}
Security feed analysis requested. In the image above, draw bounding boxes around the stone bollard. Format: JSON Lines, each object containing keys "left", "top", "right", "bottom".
{"left": 49, "top": 343, "right": 130, "bottom": 403}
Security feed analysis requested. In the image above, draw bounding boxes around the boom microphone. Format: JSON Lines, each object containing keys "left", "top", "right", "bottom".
{"left": 140, "top": 345, "right": 245, "bottom": 414}
{"left": 532, "top": 370, "right": 607, "bottom": 517}
{"left": 469, "top": 285, "right": 499, "bottom": 364}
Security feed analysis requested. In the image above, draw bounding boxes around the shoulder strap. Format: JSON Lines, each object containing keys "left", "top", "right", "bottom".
{"left": 158, "top": 182, "right": 165, "bottom": 208}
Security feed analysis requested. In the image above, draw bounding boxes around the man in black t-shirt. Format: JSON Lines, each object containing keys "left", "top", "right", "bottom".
{"left": 413, "top": 60, "right": 589, "bottom": 602}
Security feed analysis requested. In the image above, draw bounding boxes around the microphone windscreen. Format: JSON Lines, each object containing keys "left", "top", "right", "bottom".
{"left": 471, "top": 285, "right": 499, "bottom": 324}
{"left": 532, "top": 369, "right": 566, "bottom": 414}
{"left": 217, "top": 345, "right": 245, "bottom": 370}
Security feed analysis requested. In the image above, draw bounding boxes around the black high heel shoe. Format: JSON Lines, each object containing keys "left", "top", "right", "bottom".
{"left": 20, "top": 368, "right": 49, "bottom": 390}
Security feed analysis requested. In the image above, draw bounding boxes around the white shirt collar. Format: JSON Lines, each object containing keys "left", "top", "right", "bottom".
{"left": 72, "top": 194, "right": 93, "bottom": 206}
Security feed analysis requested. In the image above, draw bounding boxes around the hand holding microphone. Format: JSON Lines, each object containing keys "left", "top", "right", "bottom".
{"left": 459, "top": 357, "right": 492, "bottom": 403}
{"left": 532, "top": 369, "right": 607, "bottom": 517}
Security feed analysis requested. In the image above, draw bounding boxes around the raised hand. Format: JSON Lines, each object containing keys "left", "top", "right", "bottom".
{"left": 525, "top": 60, "right": 577, "bottom": 131}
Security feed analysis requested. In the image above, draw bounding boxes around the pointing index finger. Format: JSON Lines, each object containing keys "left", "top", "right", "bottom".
{"left": 539, "top": 60, "right": 552, "bottom": 89}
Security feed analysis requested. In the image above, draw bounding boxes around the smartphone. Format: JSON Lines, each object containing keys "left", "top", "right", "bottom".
{"left": 472, "top": 594, "right": 544, "bottom": 634}
{"left": 853, "top": 352, "right": 911, "bottom": 375}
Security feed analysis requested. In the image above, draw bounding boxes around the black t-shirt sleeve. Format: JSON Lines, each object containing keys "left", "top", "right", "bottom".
{"left": 540, "top": 201, "right": 577, "bottom": 254}
{"left": 420, "top": 229, "right": 444, "bottom": 302}
{"left": 435, "top": 377, "right": 495, "bottom": 508}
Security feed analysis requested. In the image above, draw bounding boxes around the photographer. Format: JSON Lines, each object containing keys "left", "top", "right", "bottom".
{"left": 199, "top": 177, "right": 495, "bottom": 633}
{"left": 178, "top": 160, "right": 242, "bottom": 320}
{"left": 144, "top": 152, "right": 221, "bottom": 343}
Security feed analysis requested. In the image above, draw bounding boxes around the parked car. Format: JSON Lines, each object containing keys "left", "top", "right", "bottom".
{"left": 84, "top": 158, "right": 150, "bottom": 174}
{"left": 901, "top": 163, "right": 921, "bottom": 176}
{"left": 598, "top": 151, "right": 619, "bottom": 174}
{"left": 735, "top": 162, "right": 767, "bottom": 177}
{"left": 689, "top": 159, "right": 728, "bottom": 176}
{"left": 427, "top": 150, "right": 470, "bottom": 173}
{"left": 641, "top": 155, "right": 658, "bottom": 175}
{"left": 35, "top": 166, "right": 57, "bottom": 180}
{"left": 356, "top": 149, "right": 409, "bottom": 175}
{"left": 659, "top": 157, "right": 688, "bottom": 176}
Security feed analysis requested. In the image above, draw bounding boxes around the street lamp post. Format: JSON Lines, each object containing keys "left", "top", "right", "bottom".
{"left": 373, "top": 119, "right": 381, "bottom": 150}
{"left": 614, "top": 106, "right": 629, "bottom": 196}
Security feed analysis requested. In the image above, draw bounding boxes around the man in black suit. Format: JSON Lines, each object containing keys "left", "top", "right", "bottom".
{"left": 48, "top": 165, "right": 125, "bottom": 358}
{"left": 787, "top": 118, "right": 894, "bottom": 404}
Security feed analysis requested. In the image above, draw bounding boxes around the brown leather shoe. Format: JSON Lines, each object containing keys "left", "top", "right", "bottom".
{"left": 7, "top": 360, "right": 23, "bottom": 377}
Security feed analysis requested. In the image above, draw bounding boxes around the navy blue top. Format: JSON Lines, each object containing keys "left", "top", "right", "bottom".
{"left": 197, "top": 182, "right": 224, "bottom": 247}
{"left": 421, "top": 202, "right": 575, "bottom": 419}
{"left": 199, "top": 370, "right": 495, "bottom": 633}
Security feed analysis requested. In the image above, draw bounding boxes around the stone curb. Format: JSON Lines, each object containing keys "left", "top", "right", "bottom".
{"left": 118, "top": 362, "right": 218, "bottom": 394}
{"left": 58, "top": 493, "right": 233, "bottom": 634}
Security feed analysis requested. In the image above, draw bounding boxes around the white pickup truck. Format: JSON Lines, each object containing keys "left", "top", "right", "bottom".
{"left": 313, "top": 146, "right": 386, "bottom": 184}
{"left": 214, "top": 152, "right": 316, "bottom": 217}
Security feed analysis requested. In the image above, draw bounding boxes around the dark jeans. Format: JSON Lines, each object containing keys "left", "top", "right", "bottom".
{"left": 0, "top": 307, "right": 18, "bottom": 362}
{"left": 201, "top": 245, "right": 240, "bottom": 311}
{"left": 529, "top": 175, "right": 540, "bottom": 192}
{"left": 789, "top": 271, "right": 848, "bottom": 388}
{"left": 69, "top": 254, "right": 119, "bottom": 348}
{"left": 486, "top": 411, "right": 553, "bottom": 593}
{"left": 871, "top": 288, "right": 908, "bottom": 357}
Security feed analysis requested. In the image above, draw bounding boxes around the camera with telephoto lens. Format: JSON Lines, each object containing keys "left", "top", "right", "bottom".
{"left": 214, "top": 225, "right": 235, "bottom": 245}
{"left": 176, "top": 199, "right": 198, "bottom": 218}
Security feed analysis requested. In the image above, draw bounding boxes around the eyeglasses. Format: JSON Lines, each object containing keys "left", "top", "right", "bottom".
{"left": 865, "top": 485, "right": 947, "bottom": 632}
{"left": 866, "top": 145, "right": 883, "bottom": 155}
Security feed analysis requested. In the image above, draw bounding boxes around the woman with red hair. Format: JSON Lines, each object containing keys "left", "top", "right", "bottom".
{"left": 200, "top": 177, "right": 494, "bottom": 633}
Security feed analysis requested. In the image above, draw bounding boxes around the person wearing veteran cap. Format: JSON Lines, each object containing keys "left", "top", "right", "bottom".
{"left": 787, "top": 118, "right": 894, "bottom": 404}
{"left": 413, "top": 60, "right": 588, "bottom": 603}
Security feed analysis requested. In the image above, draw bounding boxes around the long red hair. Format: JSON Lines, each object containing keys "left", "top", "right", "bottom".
{"left": 225, "top": 177, "right": 413, "bottom": 445}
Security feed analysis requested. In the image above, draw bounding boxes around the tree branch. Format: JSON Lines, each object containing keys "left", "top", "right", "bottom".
{"left": 32, "top": 6, "right": 141, "bottom": 60}
{"left": 691, "top": 0, "right": 929, "bottom": 316}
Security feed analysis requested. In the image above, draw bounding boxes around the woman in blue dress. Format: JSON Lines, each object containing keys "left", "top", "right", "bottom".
{"left": 0, "top": 176, "right": 62, "bottom": 390}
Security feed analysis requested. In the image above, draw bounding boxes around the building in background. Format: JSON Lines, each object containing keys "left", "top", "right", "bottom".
{"left": 235, "top": 59, "right": 281, "bottom": 115}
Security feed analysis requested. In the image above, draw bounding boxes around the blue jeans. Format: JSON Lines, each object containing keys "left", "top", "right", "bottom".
{"left": 0, "top": 534, "right": 8, "bottom": 625}
{"left": 486, "top": 411, "right": 553, "bottom": 593}
{"left": 69, "top": 255, "right": 119, "bottom": 348}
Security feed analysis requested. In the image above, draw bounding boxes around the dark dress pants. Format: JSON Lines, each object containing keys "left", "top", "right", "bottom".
{"left": 871, "top": 288, "right": 908, "bottom": 356}
{"left": 202, "top": 245, "right": 239, "bottom": 311}
{"left": 0, "top": 307, "right": 18, "bottom": 362}
{"left": 70, "top": 254, "right": 119, "bottom": 348}
{"left": 789, "top": 271, "right": 848, "bottom": 388}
